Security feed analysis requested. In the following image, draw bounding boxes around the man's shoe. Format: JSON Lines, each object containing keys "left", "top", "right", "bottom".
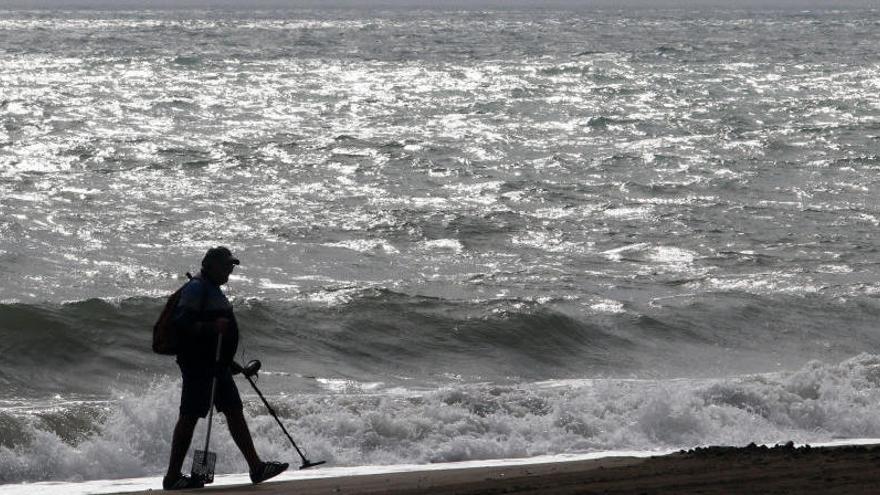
{"left": 163, "top": 473, "right": 205, "bottom": 490}
{"left": 250, "top": 461, "right": 289, "bottom": 484}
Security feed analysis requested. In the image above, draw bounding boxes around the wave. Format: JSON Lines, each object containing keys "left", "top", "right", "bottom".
{"left": 4, "top": 290, "right": 880, "bottom": 397}
{"left": 4, "top": 354, "right": 880, "bottom": 483}
{"left": 0, "top": 291, "right": 635, "bottom": 396}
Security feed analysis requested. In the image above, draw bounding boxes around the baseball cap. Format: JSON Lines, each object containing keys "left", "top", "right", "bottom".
{"left": 201, "top": 246, "right": 240, "bottom": 268}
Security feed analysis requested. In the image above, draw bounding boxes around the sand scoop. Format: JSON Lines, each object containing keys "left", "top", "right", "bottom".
{"left": 191, "top": 334, "right": 223, "bottom": 484}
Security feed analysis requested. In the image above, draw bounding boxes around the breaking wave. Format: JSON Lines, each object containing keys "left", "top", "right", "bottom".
{"left": 4, "top": 355, "right": 880, "bottom": 483}
{"left": 4, "top": 290, "right": 880, "bottom": 397}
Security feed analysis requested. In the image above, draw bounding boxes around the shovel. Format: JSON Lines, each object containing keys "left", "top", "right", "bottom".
{"left": 191, "top": 334, "right": 223, "bottom": 484}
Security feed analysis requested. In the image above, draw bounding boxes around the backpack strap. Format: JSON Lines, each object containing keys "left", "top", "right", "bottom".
{"left": 200, "top": 277, "right": 210, "bottom": 316}
{"left": 187, "top": 272, "right": 211, "bottom": 320}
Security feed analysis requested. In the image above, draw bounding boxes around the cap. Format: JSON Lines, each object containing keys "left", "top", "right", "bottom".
{"left": 201, "top": 246, "right": 240, "bottom": 268}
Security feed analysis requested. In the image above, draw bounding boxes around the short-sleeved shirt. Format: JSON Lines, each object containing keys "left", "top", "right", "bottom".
{"left": 172, "top": 274, "right": 239, "bottom": 368}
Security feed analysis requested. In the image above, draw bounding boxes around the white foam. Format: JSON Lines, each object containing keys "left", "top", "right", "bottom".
{"left": 602, "top": 206, "right": 654, "bottom": 220}
{"left": 601, "top": 242, "right": 651, "bottom": 261}
{"left": 511, "top": 231, "right": 590, "bottom": 254}
{"left": 816, "top": 264, "right": 853, "bottom": 274}
{"left": 589, "top": 299, "right": 625, "bottom": 314}
{"left": 646, "top": 246, "right": 695, "bottom": 264}
{"left": 601, "top": 244, "right": 696, "bottom": 266}
{"left": 7, "top": 356, "right": 880, "bottom": 488}
{"left": 322, "top": 239, "right": 400, "bottom": 254}
{"left": 314, "top": 378, "right": 386, "bottom": 393}
{"left": 418, "top": 239, "right": 464, "bottom": 253}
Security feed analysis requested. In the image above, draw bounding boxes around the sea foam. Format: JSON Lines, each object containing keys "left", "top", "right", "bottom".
{"left": 4, "top": 354, "right": 880, "bottom": 484}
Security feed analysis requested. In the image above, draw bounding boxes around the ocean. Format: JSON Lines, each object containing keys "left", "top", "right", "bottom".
{"left": 2, "top": 4, "right": 880, "bottom": 486}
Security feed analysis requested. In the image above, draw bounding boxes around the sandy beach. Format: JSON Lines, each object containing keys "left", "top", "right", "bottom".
{"left": 118, "top": 443, "right": 880, "bottom": 495}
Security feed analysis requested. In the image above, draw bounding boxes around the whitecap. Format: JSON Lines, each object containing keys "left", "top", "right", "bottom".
{"left": 323, "top": 239, "right": 400, "bottom": 254}
{"left": 418, "top": 239, "right": 464, "bottom": 253}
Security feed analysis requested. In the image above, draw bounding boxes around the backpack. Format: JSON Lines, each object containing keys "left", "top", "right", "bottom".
{"left": 152, "top": 272, "right": 194, "bottom": 355}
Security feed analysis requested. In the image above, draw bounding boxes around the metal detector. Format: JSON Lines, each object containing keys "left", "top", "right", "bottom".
{"left": 239, "top": 360, "right": 326, "bottom": 470}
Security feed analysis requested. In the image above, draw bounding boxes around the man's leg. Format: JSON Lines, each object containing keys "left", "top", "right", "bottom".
{"left": 223, "top": 406, "right": 290, "bottom": 484}
{"left": 224, "top": 408, "right": 262, "bottom": 472}
{"left": 215, "top": 367, "right": 287, "bottom": 482}
{"left": 166, "top": 414, "right": 199, "bottom": 478}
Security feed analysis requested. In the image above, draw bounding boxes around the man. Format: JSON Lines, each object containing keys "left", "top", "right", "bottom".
{"left": 163, "top": 246, "right": 288, "bottom": 490}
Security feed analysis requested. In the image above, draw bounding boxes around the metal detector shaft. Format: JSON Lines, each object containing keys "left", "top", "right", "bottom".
{"left": 243, "top": 374, "right": 325, "bottom": 468}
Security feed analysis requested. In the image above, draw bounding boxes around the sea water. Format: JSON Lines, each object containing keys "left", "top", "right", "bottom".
{"left": 2, "top": 3, "right": 880, "bottom": 487}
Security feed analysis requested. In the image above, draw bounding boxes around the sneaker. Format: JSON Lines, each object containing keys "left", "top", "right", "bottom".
{"left": 250, "top": 461, "right": 289, "bottom": 484}
{"left": 163, "top": 473, "right": 205, "bottom": 490}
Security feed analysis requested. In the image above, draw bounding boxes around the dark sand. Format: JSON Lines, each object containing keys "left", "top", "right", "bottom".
{"left": 132, "top": 443, "right": 880, "bottom": 494}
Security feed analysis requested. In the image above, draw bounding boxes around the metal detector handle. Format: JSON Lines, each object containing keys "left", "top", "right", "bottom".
{"left": 202, "top": 333, "right": 223, "bottom": 455}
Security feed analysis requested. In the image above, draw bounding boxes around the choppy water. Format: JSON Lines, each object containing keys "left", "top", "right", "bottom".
{"left": 2, "top": 6, "right": 880, "bottom": 484}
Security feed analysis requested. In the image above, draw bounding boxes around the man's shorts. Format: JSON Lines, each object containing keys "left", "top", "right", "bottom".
{"left": 178, "top": 364, "right": 243, "bottom": 418}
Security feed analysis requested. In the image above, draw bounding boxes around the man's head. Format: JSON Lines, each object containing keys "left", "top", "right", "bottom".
{"left": 201, "top": 246, "right": 240, "bottom": 285}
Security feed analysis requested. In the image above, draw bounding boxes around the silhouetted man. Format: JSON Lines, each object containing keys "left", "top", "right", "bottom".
{"left": 163, "top": 246, "right": 288, "bottom": 490}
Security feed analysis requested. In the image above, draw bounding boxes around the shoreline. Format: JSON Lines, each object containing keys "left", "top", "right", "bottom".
{"left": 111, "top": 443, "right": 880, "bottom": 495}
{"left": 5, "top": 442, "right": 880, "bottom": 494}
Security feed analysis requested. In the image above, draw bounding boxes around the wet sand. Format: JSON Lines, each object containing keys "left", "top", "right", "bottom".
{"left": 133, "top": 443, "right": 880, "bottom": 494}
